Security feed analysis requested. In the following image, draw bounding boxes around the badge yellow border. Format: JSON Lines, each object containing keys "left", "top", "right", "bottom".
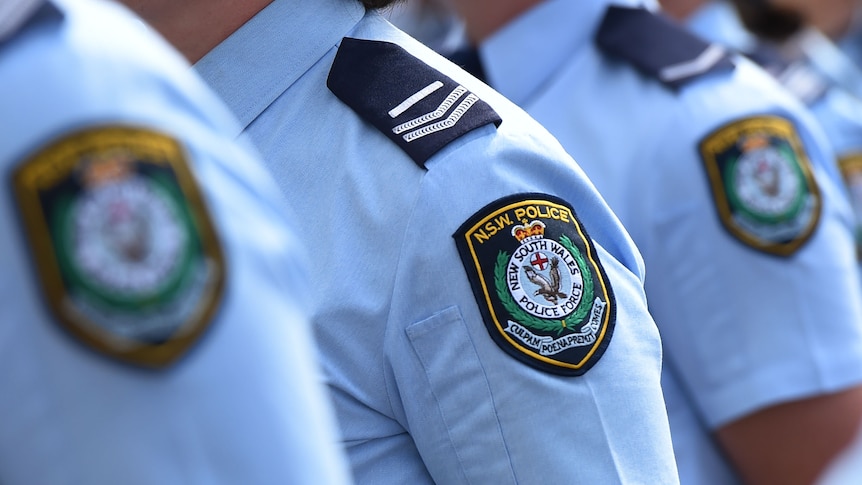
{"left": 460, "top": 198, "right": 612, "bottom": 371}
{"left": 12, "top": 126, "right": 226, "bottom": 368}
{"left": 838, "top": 152, "right": 862, "bottom": 260}
{"left": 699, "top": 116, "right": 822, "bottom": 256}
{"left": 839, "top": 153, "right": 862, "bottom": 184}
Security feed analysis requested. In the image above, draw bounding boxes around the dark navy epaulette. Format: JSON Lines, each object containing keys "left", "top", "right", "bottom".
{"left": 595, "top": 6, "right": 735, "bottom": 90}
{"left": 327, "top": 37, "right": 502, "bottom": 168}
{"left": 0, "top": 1, "right": 61, "bottom": 44}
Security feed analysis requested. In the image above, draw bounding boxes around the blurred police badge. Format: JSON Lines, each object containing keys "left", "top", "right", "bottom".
{"left": 700, "top": 116, "right": 821, "bottom": 256}
{"left": 13, "top": 126, "right": 225, "bottom": 368}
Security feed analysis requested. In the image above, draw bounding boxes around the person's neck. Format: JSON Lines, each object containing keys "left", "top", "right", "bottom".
{"left": 659, "top": 0, "right": 708, "bottom": 21}
{"left": 121, "top": 0, "right": 272, "bottom": 63}
{"left": 451, "top": 0, "right": 543, "bottom": 44}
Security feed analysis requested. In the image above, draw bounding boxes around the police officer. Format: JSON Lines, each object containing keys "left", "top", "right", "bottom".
{"left": 119, "top": 0, "right": 681, "bottom": 482}
{"left": 440, "top": 0, "right": 862, "bottom": 483}
{"left": 0, "top": 0, "right": 350, "bottom": 483}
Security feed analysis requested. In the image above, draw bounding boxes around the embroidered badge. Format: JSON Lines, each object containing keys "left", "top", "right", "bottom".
{"left": 700, "top": 116, "right": 821, "bottom": 256}
{"left": 839, "top": 153, "right": 862, "bottom": 260}
{"left": 454, "top": 194, "right": 615, "bottom": 376}
{"left": 12, "top": 126, "right": 225, "bottom": 368}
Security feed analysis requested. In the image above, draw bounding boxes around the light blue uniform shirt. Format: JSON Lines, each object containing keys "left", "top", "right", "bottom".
{"left": 478, "top": 0, "right": 862, "bottom": 483}
{"left": 196, "top": 0, "right": 679, "bottom": 483}
{"left": 0, "top": 0, "right": 350, "bottom": 483}
{"left": 688, "top": 0, "right": 862, "bottom": 271}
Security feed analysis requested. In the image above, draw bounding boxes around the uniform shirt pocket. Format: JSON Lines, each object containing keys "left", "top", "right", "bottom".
{"left": 404, "top": 306, "right": 516, "bottom": 484}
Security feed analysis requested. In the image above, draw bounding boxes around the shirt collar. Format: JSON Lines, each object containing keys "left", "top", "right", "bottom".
{"left": 686, "top": 0, "right": 756, "bottom": 52}
{"left": 0, "top": 0, "right": 44, "bottom": 41}
{"left": 479, "top": 0, "right": 655, "bottom": 105}
{"left": 195, "top": 0, "right": 365, "bottom": 135}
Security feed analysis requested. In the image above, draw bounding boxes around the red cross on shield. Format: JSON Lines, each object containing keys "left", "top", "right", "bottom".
{"left": 531, "top": 252, "right": 549, "bottom": 270}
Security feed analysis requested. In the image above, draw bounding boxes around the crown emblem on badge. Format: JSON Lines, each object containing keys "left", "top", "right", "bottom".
{"left": 81, "top": 151, "right": 134, "bottom": 187}
{"left": 740, "top": 134, "right": 769, "bottom": 152}
{"left": 512, "top": 220, "right": 546, "bottom": 243}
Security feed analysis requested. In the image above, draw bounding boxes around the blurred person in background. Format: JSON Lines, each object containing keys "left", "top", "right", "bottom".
{"left": 664, "top": 0, "right": 862, "bottom": 259}
{"left": 0, "top": 0, "right": 351, "bottom": 483}
{"left": 439, "top": 0, "right": 862, "bottom": 483}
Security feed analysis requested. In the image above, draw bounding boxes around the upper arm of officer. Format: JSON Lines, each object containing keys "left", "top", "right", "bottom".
{"left": 696, "top": 101, "right": 862, "bottom": 485}
{"left": 327, "top": 34, "right": 678, "bottom": 483}
{"left": 693, "top": 103, "right": 862, "bottom": 485}
{"left": 716, "top": 387, "right": 862, "bottom": 485}
{"left": 597, "top": 8, "right": 862, "bottom": 482}
{"left": 668, "top": 64, "right": 862, "bottom": 484}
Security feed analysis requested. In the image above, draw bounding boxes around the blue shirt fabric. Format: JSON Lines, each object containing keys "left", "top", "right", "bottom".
{"left": 839, "top": 24, "right": 862, "bottom": 73}
{"left": 195, "top": 0, "right": 679, "bottom": 483}
{"left": 0, "top": 0, "right": 350, "bottom": 483}
{"left": 477, "top": 0, "right": 862, "bottom": 483}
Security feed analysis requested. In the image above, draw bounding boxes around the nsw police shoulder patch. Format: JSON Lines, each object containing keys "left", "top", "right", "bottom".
{"left": 454, "top": 194, "right": 615, "bottom": 376}
{"left": 699, "top": 116, "right": 822, "bottom": 256}
{"left": 12, "top": 126, "right": 225, "bottom": 368}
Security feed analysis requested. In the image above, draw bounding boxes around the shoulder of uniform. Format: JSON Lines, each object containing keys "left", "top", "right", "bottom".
{"left": 769, "top": 60, "right": 829, "bottom": 105}
{"left": 327, "top": 37, "right": 502, "bottom": 168}
{"left": 595, "top": 5, "right": 735, "bottom": 89}
{"left": 737, "top": 43, "right": 828, "bottom": 105}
